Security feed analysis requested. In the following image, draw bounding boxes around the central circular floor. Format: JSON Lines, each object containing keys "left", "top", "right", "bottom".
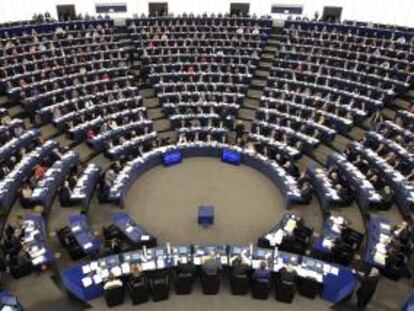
{"left": 124, "top": 157, "right": 285, "bottom": 244}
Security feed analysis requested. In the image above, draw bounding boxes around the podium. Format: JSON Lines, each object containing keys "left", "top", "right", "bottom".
{"left": 163, "top": 150, "right": 182, "bottom": 166}
{"left": 222, "top": 149, "right": 242, "bottom": 165}
{"left": 198, "top": 205, "right": 214, "bottom": 227}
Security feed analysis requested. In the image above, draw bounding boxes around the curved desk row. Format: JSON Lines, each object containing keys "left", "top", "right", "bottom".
{"left": 284, "top": 20, "right": 414, "bottom": 40}
{"left": 60, "top": 243, "right": 357, "bottom": 304}
{"left": 0, "top": 290, "right": 24, "bottom": 311}
{"left": 307, "top": 164, "right": 343, "bottom": 214}
{"left": 0, "top": 140, "right": 58, "bottom": 212}
{"left": 31, "top": 151, "right": 79, "bottom": 210}
{"left": 70, "top": 163, "right": 101, "bottom": 211}
{"left": 107, "top": 142, "right": 305, "bottom": 207}
{"left": 349, "top": 142, "right": 414, "bottom": 216}
{"left": 0, "top": 19, "right": 113, "bottom": 38}
{"left": 327, "top": 153, "right": 382, "bottom": 215}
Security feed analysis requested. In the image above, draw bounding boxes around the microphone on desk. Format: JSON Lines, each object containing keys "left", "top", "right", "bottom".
{"left": 166, "top": 242, "right": 171, "bottom": 255}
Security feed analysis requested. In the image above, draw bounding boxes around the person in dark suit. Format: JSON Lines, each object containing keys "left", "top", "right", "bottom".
{"left": 252, "top": 261, "right": 271, "bottom": 281}
{"left": 59, "top": 181, "right": 72, "bottom": 206}
{"left": 202, "top": 256, "right": 221, "bottom": 275}
{"left": 231, "top": 256, "right": 250, "bottom": 276}
{"left": 234, "top": 120, "right": 245, "bottom": 142}
{"left": 356, "top": 268, "right": 380, "bottom": 309}
{"left": 279, "top": 266, "right": 297, "bottom": 284}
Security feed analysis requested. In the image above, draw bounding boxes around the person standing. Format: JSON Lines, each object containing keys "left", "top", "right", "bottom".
{"left": 234, "top": 120, "right": 245, "bottom": 143}
{"left": 356, "top": 268, "right": 380, "bottom": 309}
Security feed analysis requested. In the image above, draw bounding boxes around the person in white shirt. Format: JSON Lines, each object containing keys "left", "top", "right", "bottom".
{"left": 396, "top": 36, "right": 406, "bottom": 44}
{"left": 252, "top": 26, "right": 260, "bottom": 35}
{"left": 103, "top": 274, "right": 123, "bottom": 290}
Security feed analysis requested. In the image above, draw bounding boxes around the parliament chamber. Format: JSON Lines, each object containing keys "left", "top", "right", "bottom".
{"left": 0, "top": 1, "right": 413, "bottom": 310}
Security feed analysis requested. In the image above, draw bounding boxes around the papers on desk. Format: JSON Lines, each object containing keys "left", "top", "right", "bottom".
{"left": 32, "top": 255, "right": 46, "bottom": 266}
{"left": 193, "top": 257, "right": 201, "bottom": 265}
{"left": 32, "top": 189, "right": 42, "bottom": 197}
{"left": 82, "top": 277, "right": 93, "bottom": 288}
{"left": 82, "top": 265, "right": 91, "bottom": 274}
{"left": 30, "top": 247, "right": 46, "bottom": 258}
{"left": 90, "top": 262, "right": 98, "bottom": 271}
{"left": 379, "top": 233, "right": 391, "bottom": 244}
{"left": 322, "top": 264, "right": 339, "bottom": 276}
{"left": 142, "top": 261, "right": 156, "bottom": 270}
{"left": 380, "top": 223, "right": 391, "bottom": 231}
{"left": 252, "top": 260, "right": 262, "bottom": 270}
{"left": 71, "top": 225, "right": 81, "bottom": 233}
{"left": 93, "top": 274, "right": 103, "bottom": 284}
{"left": 331, "top": 223, "right": 341, "bottom": 234}
{"left": 110, "top": 266, "right": 122, "bottom": 277}
{"left": 284, "top": 219, "right": 297, "bottom": 234}
{"left": 322, "top": 238, "right": 334, "bottom": 250}
{"left": 83, "top": 242, "right": 93, "bottom": 250}
{"left": 141, "top": 235, "right": 150, "bottom": 241}
{"left": 375, "top": 242, "right": 387, "bottom": 254}
{"left": 121, "top": 263, "right": 130, "bottom": 274}
{"left": 374, "top": 252, "right": 386, "bottom": 266}
{"left": 157, "top": 259, "right": 165, "bottom": 269}
{"left": 101, "top": 269, "right": 109, "bottom": 279}
{"left": 265, "top": 230, "right": 284, "bottom": 246}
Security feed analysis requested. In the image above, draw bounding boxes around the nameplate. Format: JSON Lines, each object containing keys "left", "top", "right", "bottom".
{"left": 222, "top": 149, "right": 242, "bottom": 165}
{"left": 163, "top": 150, "right": 183, "bottom": 167}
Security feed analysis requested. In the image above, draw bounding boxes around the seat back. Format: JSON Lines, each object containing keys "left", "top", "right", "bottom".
{"left": 251, "top": 278, "right": 270, "bottom": 300}
{"left": 104, "top": 285, "right": 125, "bottom": 307}
{"left": 201, "top": 272, "right": 221, "bottom": 295}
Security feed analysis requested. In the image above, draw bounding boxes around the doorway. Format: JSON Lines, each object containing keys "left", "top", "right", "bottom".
{"left": 149, "top": 2, "right": 168, "bottom": 17}
{"left": 322, "top": 6, "right": 342, "bottom": 23}
{"left": 56, "top": 5, "right": 76, "bottom": 21}
{"left": 230, "top": 3, "right": 250, "bottom": 16}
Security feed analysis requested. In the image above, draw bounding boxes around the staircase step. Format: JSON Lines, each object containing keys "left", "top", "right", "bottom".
{"left": 393, "top": 98, "right": 410, "bottom": 110}
{"left": 243, "top": 97, "right": 260, "bottom": 108}
{"left": 39, "top": 123, "right": 59, "bottom": 139}
{"left": 238, "top": 108, "right": 255, "bottom": 120}
{"left": 143, "top": 97, "right": 159, "bottom": 108}
{"left": 264, "top": 46, "right": 278, "bottom": 52}
{"left": 147, "top": 108, "right": 165, "bottom": 119}
{"left": 153, "top": 119, "right": 172, "bottom": 133}
{"left": 254, "top": 70, "right": 270, "bottom": 79}
{"left": 382, "top": 108, "right": 396, "bottom": 120}
{"left": 141, "top": 88, "right": 155, "bottom": 98}
{"left": 247, "top": 89, "right": 263, "bottom": 99}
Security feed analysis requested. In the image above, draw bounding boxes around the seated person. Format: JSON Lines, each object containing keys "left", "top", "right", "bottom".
{"left": 252, "top": 261, "right": 271, "bottom": 281}
{"left": 129, "top": 263, "right": 143, "bottom": 282}
{"left": 104, "top": 273, "right": 123, "bottom": 291}
{"left": 59, "top": 181, "right": 72, "bottom": 206}
{"left": 379, "top": 186, "right": 393, "bottom": 210}
{"left": 19, "top": 183, "right": 33, "bottom": 209}
{"left": 202, "top": 256, "right": 221, "bottom": 275}
{"left": 34, "top": 164, "right": 46, "bottom": 181}
{"left": 231, "top": 256, "right": 250, "bottom": 276}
